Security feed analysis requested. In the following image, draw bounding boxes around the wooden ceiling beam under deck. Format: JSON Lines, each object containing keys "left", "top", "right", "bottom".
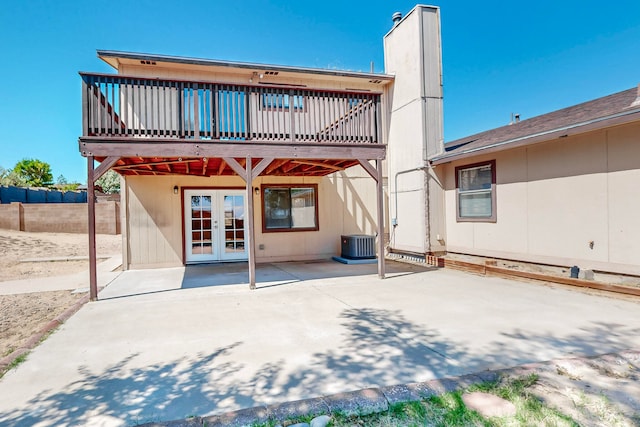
{"left": 202, "top": 157, "right": 209, "bottom": 176}
{"left": 290, "top": 160, "right": 342, "bottom": 171}
{"left": 113, "top": 159, "right": 200, "bottom": 170}
{"left": 217, "top": 159, "right": 226, "bottom": 175}
{"left": 264, "top": 159, "right": 289, "bottom": 175}
{"left": 106, "top": 156, "right": 363, "bottom": 177}
{"left": 281, "top": 161, "right": 304, "bottom": 174}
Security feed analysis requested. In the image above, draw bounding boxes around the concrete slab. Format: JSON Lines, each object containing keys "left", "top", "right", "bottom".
{"left": 0, "top": 261, "right": 638, "bottom": 426}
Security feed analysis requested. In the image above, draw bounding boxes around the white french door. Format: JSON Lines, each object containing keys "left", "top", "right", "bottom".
{"left": 184, "top": 190, "right": 247, "bottom": 263}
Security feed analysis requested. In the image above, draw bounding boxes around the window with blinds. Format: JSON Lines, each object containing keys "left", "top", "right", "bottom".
{"left": 455, "top": 160, "right": 496, "bottom": 222}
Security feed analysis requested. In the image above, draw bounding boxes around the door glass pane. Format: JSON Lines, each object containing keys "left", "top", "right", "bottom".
{"left": 190, "top": 195, "right": 213, "bottom": 255}
{"left": 223, "top": 195, "right": 245, "bottom": 253}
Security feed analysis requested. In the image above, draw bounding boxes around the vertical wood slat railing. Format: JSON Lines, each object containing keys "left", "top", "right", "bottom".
{"left": 81, "top": 73, "right": 381, "bottom": 144}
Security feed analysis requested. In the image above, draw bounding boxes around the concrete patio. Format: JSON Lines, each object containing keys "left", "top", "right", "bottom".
{"left": 0, "top": 260, "right": 639, "bottom": 426}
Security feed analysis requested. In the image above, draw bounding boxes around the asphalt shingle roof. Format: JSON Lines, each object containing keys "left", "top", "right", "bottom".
{"left": 435, "top": 85, "right": 640, "bottom": 163}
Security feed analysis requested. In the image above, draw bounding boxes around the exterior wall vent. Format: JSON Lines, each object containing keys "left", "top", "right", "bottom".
{"left": 341, "top": 235, "right": 376, "bottom": 259}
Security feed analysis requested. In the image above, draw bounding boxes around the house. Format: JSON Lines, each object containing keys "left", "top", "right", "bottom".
{"left": 428, "top": 85, "right": 640, "bottom": 277}
{"left": 79, "top": 6, "right": 443, "bottom": 300}
{"left": 82, "top": 3, "right": 637, "bottom": 302}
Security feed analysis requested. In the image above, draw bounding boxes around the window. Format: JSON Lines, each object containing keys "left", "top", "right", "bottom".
{"left": 455, "top": 160, "right": 496, "bottom": 222}
{"left": 262, "top": 93, "right": 304, "bottom": 110}
{"left": 262, "top": 184, "right": 318, "bottom": 232}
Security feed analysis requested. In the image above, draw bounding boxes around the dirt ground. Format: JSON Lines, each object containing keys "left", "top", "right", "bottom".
{"left": 0, "top": 229, "right": 121, "bottom": 282}
{"left": 0, "top": 230, "right": 121, "bottom": 360}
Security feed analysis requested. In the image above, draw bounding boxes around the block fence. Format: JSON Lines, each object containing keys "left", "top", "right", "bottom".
{"left": 0, "top": 201, "right": 120, "bottom": 235}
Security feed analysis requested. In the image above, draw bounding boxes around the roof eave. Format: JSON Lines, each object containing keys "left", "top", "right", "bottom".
{"left": 96, "top": 50, "right": 395, "bottom": 83}
{"left": 431, "top": 108, "right": 640, "bottom": 165}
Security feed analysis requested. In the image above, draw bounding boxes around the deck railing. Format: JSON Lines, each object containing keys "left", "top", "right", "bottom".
{"left": 81, "top": 73, "right": 382, "bottom": 144}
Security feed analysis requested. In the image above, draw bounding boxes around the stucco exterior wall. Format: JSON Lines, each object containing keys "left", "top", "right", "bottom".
{"left": 438, "top": 121, "right": 640, "bottom": 275}
{"left": 123, "top": 166, "right": 380, "bottom": 269}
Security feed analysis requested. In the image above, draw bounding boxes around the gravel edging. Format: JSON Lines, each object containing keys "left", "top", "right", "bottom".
{"left": 140, "top": 349, "right": 640, "bottom": 427}
{"left": 0, "top": 293, "right": 91, "bottom": 373}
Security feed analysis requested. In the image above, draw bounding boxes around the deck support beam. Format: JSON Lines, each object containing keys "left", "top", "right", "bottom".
{"left": 223, "top": 157, "right": 247, "bottom": 181}
{"left": 251, "top": 157, "right": 274, "bottom": 180}
{"left": 87, "top": 156, "right": 98, "bottom": 301}
{"left": 94, "top": 156, "right": 120, "bottom": 181}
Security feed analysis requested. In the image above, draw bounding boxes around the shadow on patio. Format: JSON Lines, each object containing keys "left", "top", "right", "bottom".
{"left": 0, "top": 307, "right": 636, "bottom": 426}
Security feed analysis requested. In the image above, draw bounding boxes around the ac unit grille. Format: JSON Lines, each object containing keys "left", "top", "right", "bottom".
{"left": 341, "top": 235, "right": 376, "bottom": 259}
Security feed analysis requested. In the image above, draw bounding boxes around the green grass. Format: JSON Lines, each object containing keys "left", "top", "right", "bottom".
{"left": 252, "top": 375, "right": 580, "bottom": 427}
{"left": 0, "top": 352, "right": 28, "bottom": 379}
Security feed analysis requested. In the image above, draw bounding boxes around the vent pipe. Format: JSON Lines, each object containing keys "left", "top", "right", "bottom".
{"left": 392, "top": 12, "right": 402, "bottom": 26}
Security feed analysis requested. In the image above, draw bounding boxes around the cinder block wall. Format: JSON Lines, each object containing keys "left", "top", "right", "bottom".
{"left": 0, "top": 202, "right": 120, "bottom": 234}
{"left": 0, "top": 203, "right": 23, "bottom": 230}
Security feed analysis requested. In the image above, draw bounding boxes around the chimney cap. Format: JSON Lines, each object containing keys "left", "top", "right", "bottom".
{"left": 392, "top": 12, "right": 402, "bottom": 24}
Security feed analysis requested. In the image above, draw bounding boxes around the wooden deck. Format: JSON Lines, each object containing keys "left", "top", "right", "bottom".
{"left": 79, "top": 72, "right": 387, "bottom": 298}
{"left": 80, "top": 73, "right": 384, "bottom": 176}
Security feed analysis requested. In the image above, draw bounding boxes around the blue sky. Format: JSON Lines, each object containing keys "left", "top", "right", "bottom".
{"left": 1, "top": 0, "right": 639, "bottom": 183}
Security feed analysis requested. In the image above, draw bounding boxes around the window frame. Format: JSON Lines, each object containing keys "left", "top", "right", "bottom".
{"left": 455, "top": 160, "right": 497, "bottom": 223}
{"left": 261, "top": 184, "right": 319, "bottom": 233}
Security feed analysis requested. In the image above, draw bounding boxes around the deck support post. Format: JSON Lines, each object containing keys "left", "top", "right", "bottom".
{"left": 246, "top": 156, "right": 256, "bottom": 290}
{"left": 358, "top": 159, "right": 386, "bottom": 279}
{"left": 87, "top": 156, "right": 98, "bottom": 301}
{"left": 376, "top": 159, "right": 385, "bottom": 279}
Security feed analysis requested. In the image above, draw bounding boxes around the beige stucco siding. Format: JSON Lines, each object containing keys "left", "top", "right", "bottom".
{"left": 607, "top": 124, "right": 640, "bottom": 266}
{"left": 439, "top": 121, "right": 640, "bottom": 275}
{"left": 123, "top": 166, "right": 381, "bottom": 269}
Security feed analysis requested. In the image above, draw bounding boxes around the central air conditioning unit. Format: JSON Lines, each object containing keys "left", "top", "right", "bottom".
{"left": 341, "top": 235, "right": 376, "bottom": 259}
